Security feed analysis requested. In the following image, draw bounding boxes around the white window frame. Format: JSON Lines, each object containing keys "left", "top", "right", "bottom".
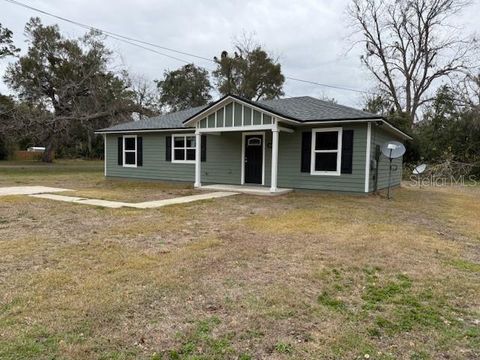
{"left": 310, "top": 127, "right": 343, "bottom": 176}
{"left": 123, "top": 135, "right": 137, "bottom": 168}
{"left": 172, "top": 133, "right": 196, "bottom": 164}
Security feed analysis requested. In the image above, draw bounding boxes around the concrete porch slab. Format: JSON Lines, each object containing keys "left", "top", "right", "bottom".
{"left": 198, "top": 184, "right": 293, "bottom": 196}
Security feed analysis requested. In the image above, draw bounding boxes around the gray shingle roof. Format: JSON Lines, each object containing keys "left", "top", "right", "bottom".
{"left": 97, "top": 96, "right": 380, "bottom": 132}
{"left": 257, "top": 96, "right": 379, "bottom": 121}
{"left": 97, "top": 105, "right": 207, "bottom": 132}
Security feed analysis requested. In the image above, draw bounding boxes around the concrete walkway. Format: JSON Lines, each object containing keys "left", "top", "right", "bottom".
{"left": 29, "top": 191, "right": 238, "bottom": 209}
{"left": 0, "top": 186, "right": 71, "bottom": 196}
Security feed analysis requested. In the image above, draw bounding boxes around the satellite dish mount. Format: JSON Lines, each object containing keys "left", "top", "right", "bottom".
{"left": 381, "top": 141, "right": 406, "bottom": 199}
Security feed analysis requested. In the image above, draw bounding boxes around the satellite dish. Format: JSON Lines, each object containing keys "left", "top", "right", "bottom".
{"left": 380, "top": 141, "right": 406, "bottom": 200}
{"left": 381, "top": 141, "right": 406, "bottom": 159}
{"left": 412, "top": 164, "right": 427, "bottom": 175}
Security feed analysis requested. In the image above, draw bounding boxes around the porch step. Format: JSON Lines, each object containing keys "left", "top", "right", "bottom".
{"left": 198, "top": 184, "right": 292, "bottom": 196}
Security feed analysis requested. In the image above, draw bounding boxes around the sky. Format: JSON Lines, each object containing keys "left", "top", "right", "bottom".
{"left": 1, "top": 0, "right": 479, "bottom": 108}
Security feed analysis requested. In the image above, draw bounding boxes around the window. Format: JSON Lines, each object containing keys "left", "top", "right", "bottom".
{"left": 311, "top": 128, "right": 342, "bottom": 175}
{"left": 172, "top": 134, "right": 196, "bottom": 163}
{"left": 247, "top": 137, "right": 262, "bottom": 146}
{"left": 123, "top": 135, "right": 137, "bottom": 167}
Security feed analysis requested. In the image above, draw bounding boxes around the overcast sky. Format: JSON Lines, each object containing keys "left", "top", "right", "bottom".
{"left": 1, "top": 0, "right": 479, "bottom": 108}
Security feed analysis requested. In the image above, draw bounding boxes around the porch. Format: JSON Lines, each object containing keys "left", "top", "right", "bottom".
{"left": 187, "top": 96, "right": 296, "bottom": 193}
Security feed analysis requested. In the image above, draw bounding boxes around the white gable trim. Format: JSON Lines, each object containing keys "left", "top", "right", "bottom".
{"left": 184, "top": 95, "right": 297, "bottom": 127}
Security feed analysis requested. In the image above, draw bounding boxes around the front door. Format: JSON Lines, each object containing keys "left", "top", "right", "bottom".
{"left": 244, "top": 134, "right": 263, "bottom": 184}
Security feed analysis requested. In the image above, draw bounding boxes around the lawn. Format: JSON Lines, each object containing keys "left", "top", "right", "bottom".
{"left": 0, "top": 160, "right": 479, "bottom": 359}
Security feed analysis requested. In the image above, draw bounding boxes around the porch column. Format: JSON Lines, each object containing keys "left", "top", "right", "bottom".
{"left": 194, "top": 132, "right": 201, "bottom": 187}
{"left": 270, "top": 126, "right": 279, "bottom": 192}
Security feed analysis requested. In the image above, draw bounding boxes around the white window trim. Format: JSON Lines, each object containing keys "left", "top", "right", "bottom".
{"left": 310, "top": 127, "right": 343, "bottom": 176}
{"left": 172, "top": 133, "right": 196, "bottom": 164}
{"left": 123, "top": 135, "right": 137, "bottom": 168}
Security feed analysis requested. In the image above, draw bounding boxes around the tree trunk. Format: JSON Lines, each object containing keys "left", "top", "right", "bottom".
{"left": 42, "top": 141, "right": 55, "bottom": 163}
{"left": 87, "top": 131, "right": 93, "bottom": 158}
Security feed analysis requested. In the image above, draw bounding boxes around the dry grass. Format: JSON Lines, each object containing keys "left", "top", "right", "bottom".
{"left": 0, "top": 160, "right": 479, "bottom": 359}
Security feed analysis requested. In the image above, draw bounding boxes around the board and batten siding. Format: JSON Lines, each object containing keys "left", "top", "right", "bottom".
{"left": 368, "top": 124, "right": 404, "bottom": 192}
{"left": 276, "top": 124, "right": 367, "bottom": 192}
{"left": 105, "top": 123, "right": 380, "bottom": 193}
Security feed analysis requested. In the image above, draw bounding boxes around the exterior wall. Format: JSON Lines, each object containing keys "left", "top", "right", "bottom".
{"left": 368, "top": 124, "right": 404, "bottom": 191}
{"left": 105, "top": 132, "right": 270, "bottom": 184}
{"left": 104, "top": 122, "right": 404, "bottom": 193}
{"left": 106, "top": 132, "right": 194, "bottom": 182}
{"left": 277, "top": 124, "right": 367, "bottom": 192}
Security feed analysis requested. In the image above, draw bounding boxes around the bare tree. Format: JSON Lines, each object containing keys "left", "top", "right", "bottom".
{"left": 126, "top": 73, "right": 161, "bottom": 120}
{"left": 349, "top": 0, "right": 478, "bottom": 126}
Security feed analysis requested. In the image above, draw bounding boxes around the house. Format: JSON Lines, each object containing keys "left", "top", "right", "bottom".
{"left": 95, "top": 94, "right": 411, "bottom": 194}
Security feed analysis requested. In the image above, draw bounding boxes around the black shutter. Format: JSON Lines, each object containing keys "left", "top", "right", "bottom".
{"left": 341, "top": 130, "right": 354, "bottom": 174}
{"left": 165, "top": 135, "right": 172, "bottom": 161}
{"left": 137, "top": 137, "right": 143, "bottom": 166}
{"left": 201, "top": 135, "right": 207, "bottom": 162}
{"left": 301, "top": 131, "right": 312, "bottom": 172}
{"left": 117, "top": 137, "right": 123, "bottom": 166}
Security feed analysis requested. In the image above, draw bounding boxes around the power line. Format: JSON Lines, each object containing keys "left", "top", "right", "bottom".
{"left": 4, "top": 0, "right": 215, "bottom": 65}
{"left": 4, "top": 0, "right": 373, "bottom": 95}
{"left": 284, "top": 76, "right": 371, "bottom": 95}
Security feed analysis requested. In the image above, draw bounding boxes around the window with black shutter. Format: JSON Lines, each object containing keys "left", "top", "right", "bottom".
{"left": 122, "top": 135, "right": 137, "bottom": 167}
{"left": 310, "top": 128, "right": 342, "bottom": 175}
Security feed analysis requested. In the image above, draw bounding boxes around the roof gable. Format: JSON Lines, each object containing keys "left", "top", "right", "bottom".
{"left": 182, "top": 95, "right": 298, "bottom": 127}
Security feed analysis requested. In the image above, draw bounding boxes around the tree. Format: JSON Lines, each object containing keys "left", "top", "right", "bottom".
{"left": 156, "top": 63, "right": 212, "bottom": 112}
{"left": 415, "top": 84, "right": 480, "bottom": 172}
{"left": 349, "top": 0, "right": 477, "bottom": 127}
{"left": 127, "top": 73, "right": 161, "bottom": 119}
{"left": 213, "top": 42, "right": 285, "bottom": 101}
{"left": 4, "top": 18, "right": 139, "bottom": 162}
{"left": 0, "top": 23, "right": 19, "bottom": 59}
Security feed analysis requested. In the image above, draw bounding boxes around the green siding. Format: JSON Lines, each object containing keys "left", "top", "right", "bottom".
{"left": 276, "top": 124, "right": 367, "bottom": 192}
{"left": 203, "top": 133, "right": 242, "bottom": 184}
{"left": 369, "top": 125, "right": 404, "bottom": 191}
{"left": 105, "top": 124, "right": 372, "bottom": 193}
{"left": 207, "top": 114, "right": 215, "bottom": 127}
{"left": 106, "top": 133, "right": 195, "bottom": 181}
{"left": 244, "top": 107, "right": 252, "bottom": 126}
{"left": 252, "top": 110, "right": 261, "bottom": 125}
{"left": 234, "top": 104, "right": 242, "bottom": 126}
{"left": 217, "top": 108, "right": 224, "bottom": 127}
{"left": 224, "top": 103, "right": 233, "bottom": 127}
